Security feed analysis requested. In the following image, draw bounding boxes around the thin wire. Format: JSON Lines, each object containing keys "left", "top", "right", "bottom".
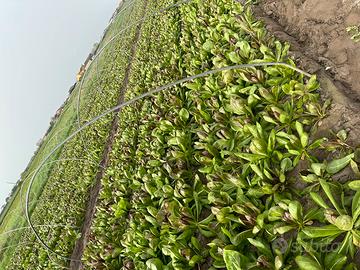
{"left": 73, "top": 0, "right": 190, "bottom": 184}
{"left": 20, "top": 158, "right": 105, "bottom": 215}
{"left": 24, "top": 158, "right": 106, "bottom": 261}
{"left": 26, "top": 61, "right": 311, "bottom": 261}
{"left": 76, "top": 0, "right": 137, "bottom": 128}
{"left": 0, "top": 241, "right": 34, "bottom": 253}
{"left": 76, "top": 0, "right": 192, "bottom": 128}
{"left": 75, "top": 0, "right": 137, "bottom": 160}
{"left": 0, "top": 224, "right": 79, "bottom": 238}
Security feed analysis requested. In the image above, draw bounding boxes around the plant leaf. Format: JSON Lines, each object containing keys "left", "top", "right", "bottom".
{"left": 306, "top": 75, "right": 320, "bottom": 91}
{"left": 288, "top": 200, "right": 302, "bottom": 222}
{"left": 302, "top": 224, "right": 342, "bottom": 238}
{"left": 179, "top": 108, "right": 189, "bottom": 122}
{"left": 319, "top": 179, "right": 343, "bottom": 214}
{"left": 350, "top": 160, "right": 360, "bottom": 177}
{"left": 311, "top": 163, "right": 325, "bottom": 176}
{"left": 348, "top": 180, "right": 360, "bottom": 191}
{"left": 275, "top": 225, "right": 296, "bottom": 235}
{"left": 228, "top": 51, "right": 241, "bottom": 63}
{"left": 338, "top": 232, "right": 352, "bottom": 255}
{"left": 268, "top": 129, "right": 276, "bottom": 153}
{"left": 189, "top": 255, "right": 202, "bottom": 267}
{"left": 280, "top": 158, "right": 292, "bottom": 172}
{"left": 247, "top": 238, "right": 273, "bottom": 258}
{"left": 146, "top": 258, "right": 163, "bottom": 270}
{"left": 223, "top": 250, "right": 243, "bottom": 270}
{"left": 352, "top": 190, "right": 360, "bottom": 221}
{"left": 203, "top": 40, "right": 214, "bottom": 52}
{"left": 310, "top": 192, "right": 330, "bottom": 209}
{"left": 324, "top": 252, "right": 347, "bottom": 270}
{"left": 250, "top": 164, "right": 265, "bottom": 179}
{"left": 352, "top": 230, "right": 360, "bottom": 247}
{"left": 326, "top": 153, "right": 354, "bottom": 174}
{"left": 295, "top": 256, "right": 322, "bottom": 270}
{"left": 334, "top": 215, "right": 353, "bottom": 231}
{"left": 231, "top": 229, "right": 253, "bottom": 246}
{"left": 295, "top": 121, "right": 308, "bottom": 148}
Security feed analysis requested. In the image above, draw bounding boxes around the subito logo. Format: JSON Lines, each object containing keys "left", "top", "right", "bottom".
{"left": 272, "top": 237, "right": 288, "bottom": 253}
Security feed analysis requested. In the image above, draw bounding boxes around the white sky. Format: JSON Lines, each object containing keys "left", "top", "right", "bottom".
{"left": 0, "top": 0, "right": 119, "bottom": 208}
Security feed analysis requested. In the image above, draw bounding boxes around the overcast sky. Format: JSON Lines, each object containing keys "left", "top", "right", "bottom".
{"left": 0, "top": 0, "right": 119, "bottom": 208}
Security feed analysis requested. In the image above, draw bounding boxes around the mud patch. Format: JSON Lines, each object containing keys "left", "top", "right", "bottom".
{"left": 253, "top": 0, "right": 360, "bottom": 146}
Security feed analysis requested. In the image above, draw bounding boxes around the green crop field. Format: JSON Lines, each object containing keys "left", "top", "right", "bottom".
{"left": 0, "top": 86, "right": 79, "bottom": 268}
{"left": 1, "top": 0, "right": 360, "bottom": 269}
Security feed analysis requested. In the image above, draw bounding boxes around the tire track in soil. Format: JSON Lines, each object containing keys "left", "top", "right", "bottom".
{"left": 69, "top": 1, "right": 148, "bottom": 268}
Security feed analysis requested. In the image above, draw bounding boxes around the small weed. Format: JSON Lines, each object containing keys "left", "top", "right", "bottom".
{"left": 347, "top": 25, "right": 360, "bottom": 42}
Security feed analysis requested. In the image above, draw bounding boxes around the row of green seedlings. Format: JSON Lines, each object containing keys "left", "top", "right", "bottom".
{"left": 0, "top": 106, "right": 78, "bottom": 268}
{"left": 6, "top": 1, "right": 146, "bottom": 269}
{"left": 71, "top": 2, "right": 139, "bottom": 166}
{"left": 76, "top": 0, "right": 138, "bottom": 133}
{"left": 0, "top": 80, "right": 85, "bottom": 267}
{"left": 82, "top": 0, "right": 184, "bottom": 268}
{"left": 0, "top": 1, "right": 138, "bottom": 268}
{"left": 77, "top": 5, "right": 136, "bottom": 124}
{"left": 85, "top": 0, "right": 360, "bottom": 269}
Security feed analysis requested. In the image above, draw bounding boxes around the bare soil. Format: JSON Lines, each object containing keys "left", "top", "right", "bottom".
{"left": 253, "top": 0, "right": 360, "bottom": 146}
{"left": 258, "top": 0, "right": 360, "bottom": 95}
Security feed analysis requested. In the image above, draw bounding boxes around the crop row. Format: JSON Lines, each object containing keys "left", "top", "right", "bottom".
{"left": 4, "top": 0, "right": 360, "bottom": 269}
{"left": 83, "top": 0, "right": 182, "bottom": 268}
{"left": 5, "top": 0, "right": 147, "bottom": 269}
{"left": 83, "top": 0, "right": 360, "bottom": 270}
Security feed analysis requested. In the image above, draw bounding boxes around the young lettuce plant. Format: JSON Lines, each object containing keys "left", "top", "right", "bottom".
{"left": 304, "top": 179, "right": 360, "bottom": 258}
{"left": 300, "top": 152, "right": 355, "bottom": 193}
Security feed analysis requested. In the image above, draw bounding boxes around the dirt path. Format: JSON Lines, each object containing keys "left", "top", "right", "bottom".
{"left": 253, "top": 1, "right": 360, "bottom": 146}
{"left": 69, "top": 1, "right": 148, "bottom": 268}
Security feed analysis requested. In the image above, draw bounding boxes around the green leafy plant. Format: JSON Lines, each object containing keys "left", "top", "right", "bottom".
{"left": 347, "top": 25, "right": 360, "bottom": 42}
{"left": 8, "top": 0, "right": 360, "bottom": 269}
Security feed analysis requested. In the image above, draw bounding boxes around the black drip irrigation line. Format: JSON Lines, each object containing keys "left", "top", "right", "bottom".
{"left": 26, "top": 61, "right": 312, "bottom": 261}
